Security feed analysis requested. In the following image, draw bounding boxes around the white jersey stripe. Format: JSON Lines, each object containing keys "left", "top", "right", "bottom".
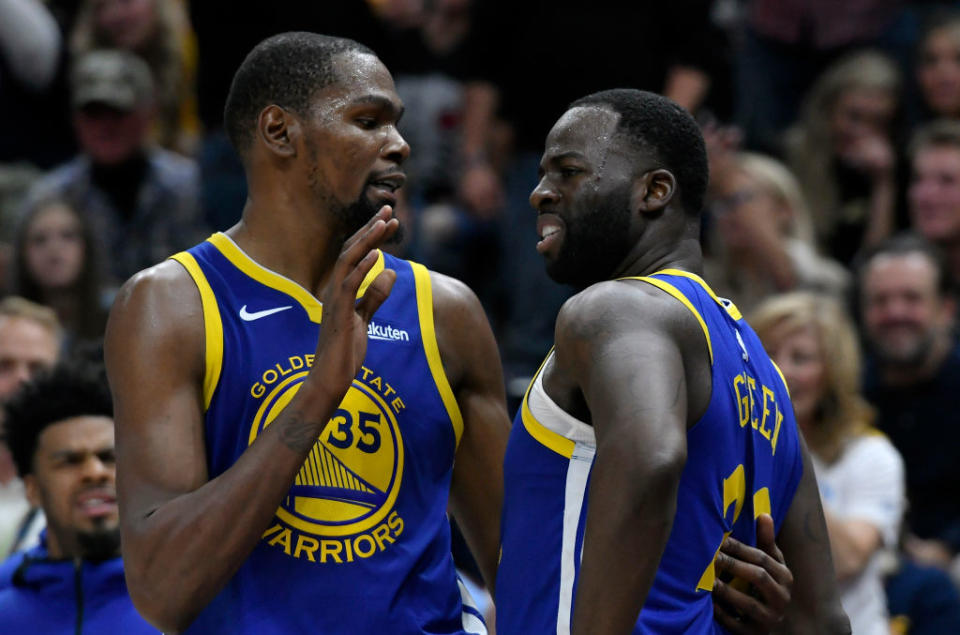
{"left": 557, "top": 442, "right": 596, "bottom": 635}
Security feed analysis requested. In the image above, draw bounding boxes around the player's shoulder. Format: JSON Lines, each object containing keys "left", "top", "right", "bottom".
{"left": 106, "top": 258, "right": 204, "bottom": 354}
{"left": 420, "top": 266, "right": 486, "bottom": 321}
{"left": 112, "top": 259, "right": 197, "bottom": 317}
{"left": 556, "top": 278, "right": 688, "bottom": 341}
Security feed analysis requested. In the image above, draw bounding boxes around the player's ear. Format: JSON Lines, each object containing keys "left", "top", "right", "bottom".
{"left": 633, "top": 169, "right": 676, "bottom": 214}
{"left": 258, "top": 105, "right": 298, "bottom": 159}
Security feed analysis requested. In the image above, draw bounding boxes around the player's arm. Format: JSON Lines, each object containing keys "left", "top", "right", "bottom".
{"left": 105, "top": 211, "right": 398, "bottom": 632}
{"left": 772, "top": 438, "right": 851, "bottom": 634}
{"left": 433, "top": 273, "right": 511, "bottom": 593}
{"left": 558, "top": 284, "right": 690, "bottom": 634}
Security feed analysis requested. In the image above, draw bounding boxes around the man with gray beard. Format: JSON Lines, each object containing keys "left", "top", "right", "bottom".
{"left": 860, "top": 234, "right": 960, "bottom": 573}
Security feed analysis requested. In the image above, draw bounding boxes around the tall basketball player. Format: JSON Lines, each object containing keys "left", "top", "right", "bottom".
{"left": 105, "top": 33, "right": 509, "bottom": 633}
{"left": 495, "top": 89, "right": 851, "bottom": 634}
{"left": 107, "top": 33, "right": 798, "bottom": 635}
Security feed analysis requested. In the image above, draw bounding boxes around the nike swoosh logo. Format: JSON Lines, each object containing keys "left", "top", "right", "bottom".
{"left": 239, "top": 305, "right": 294, "bottom": 321}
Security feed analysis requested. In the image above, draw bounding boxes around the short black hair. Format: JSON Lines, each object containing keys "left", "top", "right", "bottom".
{"left": 856, "top": 232, "right": 952, "bottom": 298}
{"left": 568, "top": 89, "right": 709, "bottom": 215}
{"left": 223, "top": 32, "right": 376, "bottom": 157}
{"left": 4, "top": 364, "right": 113, "bottom": 477}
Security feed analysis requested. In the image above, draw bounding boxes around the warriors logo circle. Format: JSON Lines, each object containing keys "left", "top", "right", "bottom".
{"left": 249, "top": 371, "right": 405, "bottom": 547}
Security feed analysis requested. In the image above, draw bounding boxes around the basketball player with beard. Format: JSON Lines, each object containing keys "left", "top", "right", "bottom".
{"left": 105, "top": 32, "right": 509, "bottom": 634}
{"left": 0, "top": 364, "right": 154, "bottom": 633}
{"left": 496, "top": 89, "right": 851, "bottom": 634}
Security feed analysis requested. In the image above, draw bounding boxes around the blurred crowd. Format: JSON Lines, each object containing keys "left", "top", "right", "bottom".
{"left": 4, "top": 0, "right": 960, "bottom": 633}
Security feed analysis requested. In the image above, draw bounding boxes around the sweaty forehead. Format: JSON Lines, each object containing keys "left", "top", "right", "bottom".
{"left": 316, "top": 51, "right": 401, "bottom": 110}
{"left": 544, "top": 106, "right": 622, "bottom": 158}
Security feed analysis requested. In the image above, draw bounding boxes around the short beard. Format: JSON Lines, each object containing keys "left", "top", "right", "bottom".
{"left": 305, "top": 139, "right": 404, "bottom": 245}
{"left": 545, "top": 184, "right": 633, "bottom": 288}
{"left": 874, "top": 330, "right": 937, "bottom": 369}
{"left": 76, "top": 525, "right": 121, "bottom": 561}
{"left": 333, "top": 194, "right": 404, "bottom": 246}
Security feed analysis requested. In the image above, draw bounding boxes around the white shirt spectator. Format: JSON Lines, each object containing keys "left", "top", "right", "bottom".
{"left": 813, "top": 432, "right": 905, "bottom": 635}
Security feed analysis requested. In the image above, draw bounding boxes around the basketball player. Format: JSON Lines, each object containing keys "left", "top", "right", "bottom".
{"left": 495, "top": 89, "right": 851, "bottom": 634}
{"left": 106, "top": 34, "right": 796, "bottom": 634}
{"left": 105, "top": 33, "right": 507, "bottom": 633}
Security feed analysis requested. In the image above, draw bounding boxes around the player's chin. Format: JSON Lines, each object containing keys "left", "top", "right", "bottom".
{"left": 366, "top": 190, "right": 398, "bottom": 212}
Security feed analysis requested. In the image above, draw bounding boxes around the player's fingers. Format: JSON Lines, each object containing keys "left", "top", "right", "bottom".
{"left": 714, "top": 549, "right": 790, "bottom": 612}
{"left": 341, "top": 209, "right": 399, "bottom": 255}
{"left": 342, "top": 207, "right": 392, "bottom": 253}
{"left": 713, "top": 578, "right": 779, "bottom": 632}
{"left": 756, "top": 513, "right": 787, "bottom": 565}
{"left": 336, "top": 250, "right": 382, "bottom": 307}
{"left": 355, "top": 269, "right": 397, "bottom": 322}
{"left": 720, "top": 534, "right": 792, "bottom": 588}
{"left": 713, "top": 595, "right": 762, "bottom": 635}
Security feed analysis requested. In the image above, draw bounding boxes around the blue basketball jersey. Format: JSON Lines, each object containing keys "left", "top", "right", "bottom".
{"left": 169, "top": 233, "right": 485, "bottom": 634}
{"left": 496, "top": 269, "right": 804, "bottom": 634}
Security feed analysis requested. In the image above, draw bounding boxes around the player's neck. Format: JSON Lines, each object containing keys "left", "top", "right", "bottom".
{"left": 612, "top": 236, "right": 703, "bottom": 279}
{"left": 226, "top": 198, "right": 345, "bottom": 297}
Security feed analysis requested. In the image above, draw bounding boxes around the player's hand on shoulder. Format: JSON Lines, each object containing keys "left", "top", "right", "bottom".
{"left": 308, "top": 206, "right": 399, "bottom": 399}
{"left": 712, "top": 514, "right": 793, "bottom": 634}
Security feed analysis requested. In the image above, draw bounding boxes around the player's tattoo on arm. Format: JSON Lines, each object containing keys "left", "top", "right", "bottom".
{"left": 279, "top": 411, "right": 321, "bottom": 453}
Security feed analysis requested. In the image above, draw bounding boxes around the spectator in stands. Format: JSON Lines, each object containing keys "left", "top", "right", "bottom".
{"left": 22, "top": 49, "right": 206, "bottom": 288}
{"left": 915, "top": 13, "right": 960, "bottom": 122}
{"left": 0, "top": 298, "right": 60, "bottom": 556}
{"left": 787, "top": 50, "right": 904, "bottom": 266}
{"left": 752, "top": 291, "right": 906, "bottom": 635}
{"left": 908, "top": 119, "right": 960, "bottom": 289}
{"left": 859, "top": 234, "right": 960, "bottom": 572}
{"left": 704, "top": 152, "right": 848, "bottom": 314}
{"left": 71, "top": 0, "right": 200, "bottom": 154}
{"left": 13, "top": 197, "right": 107, "bottom": 346}
{"left": 0, "top": 364, "right": 155, "bottom": 633}
{"left": 736, "top": 0, "right": 907, "bottom": 153}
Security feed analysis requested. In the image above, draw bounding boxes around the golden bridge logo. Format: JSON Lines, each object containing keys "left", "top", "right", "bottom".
{"left": 248, "top": 368, "right": 405, "bottom": 543}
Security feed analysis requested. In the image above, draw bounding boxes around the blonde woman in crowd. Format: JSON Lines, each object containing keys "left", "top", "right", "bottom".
{"left": 751, "top": 292, "right": 906, "bottom": 635}
{"left": 786, "top": 51, "right": 902, "bottom": 265}
{"left": 70, "top": 0, "right": 200, "bottom": 154}
{"left": 704, "top": 151, "right": 848, "bottom": 315}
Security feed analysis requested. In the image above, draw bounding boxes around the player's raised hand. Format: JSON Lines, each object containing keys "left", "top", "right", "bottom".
{"left": 308, "top": 206, "right": 399, "bottom": 399}
{"left": 713, "top": 514, "right": 794, "bottom": 634}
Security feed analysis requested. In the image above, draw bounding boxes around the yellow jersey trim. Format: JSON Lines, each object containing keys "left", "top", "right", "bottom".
{"left": 206, "top": 232, "right": 385, "bottom": 324}
{"left": 770, "top": 361, "right": 791, "bottom": 399}
{"left": 655, "top": 268, "right": 744, "bottom": 321}
{"left": 520, "top": 352, "right": 576, "bottom": 459}
{"left": 630, "top": 276, "right": 714, "bottom": 364}
{"left": 170, "top": 252, "right": 224, "bottom": 411}
{"left": 411, "top": 263, "right": 464, "bottom": 448}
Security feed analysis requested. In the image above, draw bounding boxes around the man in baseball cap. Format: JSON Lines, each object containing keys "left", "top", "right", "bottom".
{"left": 71, "top": 50, "right": 154, "bottom": 114}
{"left": 21, "top": 48, "right": 206, "bottom": 288}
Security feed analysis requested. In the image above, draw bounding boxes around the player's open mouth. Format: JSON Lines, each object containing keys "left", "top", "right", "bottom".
{"left": 537, "top": 214, "right": 564, "bottom": 254}
{"left": 367, "top": 173, "right": 406, "bottom": 206}
{"left": 76, "top": 491, "right": 117, "bottom": 518}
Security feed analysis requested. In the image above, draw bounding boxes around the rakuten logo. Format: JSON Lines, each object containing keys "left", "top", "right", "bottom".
{"left": 367, "top": 321, "right": 410, "bottom": 342}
